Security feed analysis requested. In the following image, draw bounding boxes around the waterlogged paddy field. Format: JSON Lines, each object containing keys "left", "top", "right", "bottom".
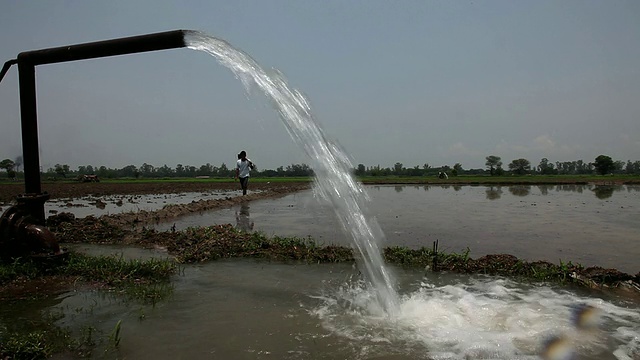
{"left": 154, "top": 184, "right": 640, "bottom": 274}
{"left": 2, "top": 184, "right": 640, "bottom": 359}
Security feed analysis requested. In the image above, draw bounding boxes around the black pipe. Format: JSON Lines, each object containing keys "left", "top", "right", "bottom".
{"left": 12, "top": 29, "right": 188, "bottom": 223}
{"left": 18, "top": 62, "right": 42, "bottom": 198}
{"left": 17, "top": 29, "right": 187, "bottom": 65}
{"left": 0, "top": 59, "right": 17, "bottom": 83}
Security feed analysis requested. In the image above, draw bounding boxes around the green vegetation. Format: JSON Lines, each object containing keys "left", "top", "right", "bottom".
{"left": 2, "top": 153, "right": 640, "bottom": 182}
{"left": 3, "top": 174, "right": 638, "bottom": 187}
{"left": 0, "top": 252, "right": 177, "bottom": 300}
{"left": 0, "top": 253, "right": 178, "bottom": 359}
{"left": 48, "top": 218, "right": 638, "bottom": 288}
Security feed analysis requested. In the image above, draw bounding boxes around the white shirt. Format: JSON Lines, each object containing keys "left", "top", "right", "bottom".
{"left": 236, "top": 158, "right": 253, "bottom": 178}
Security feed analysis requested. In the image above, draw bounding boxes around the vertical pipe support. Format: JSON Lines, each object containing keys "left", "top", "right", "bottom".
{"left": 10, "top": 29, "right": 188, "bottom": 224}
{"left": 17, "top": 61, "right": 45, "bottom": 221}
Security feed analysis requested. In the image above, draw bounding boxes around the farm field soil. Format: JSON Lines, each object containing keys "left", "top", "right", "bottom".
{"left": 0, "top": 180, "right": 310, "bottom": 203}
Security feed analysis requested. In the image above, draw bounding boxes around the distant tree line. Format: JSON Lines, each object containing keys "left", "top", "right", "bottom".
{"left": 1, "top": 154, "right": 639, "bottom": 180}
{"left": 40, "top": 162, "right": 315, "bottom": 179}
{"left": 484, "top": 155, "right": 639, "bottom": 176}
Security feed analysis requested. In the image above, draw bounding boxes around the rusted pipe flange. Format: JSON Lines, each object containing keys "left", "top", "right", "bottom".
{"left": 0, "top": 193, "right": 65, "bottom": 259}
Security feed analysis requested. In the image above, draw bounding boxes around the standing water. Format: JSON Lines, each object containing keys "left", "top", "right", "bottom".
{"left": 169, "top": 32, "right": 640, "bottom": 358}
{"left": 185, "top": 31, "right": 399, "bottom": 314}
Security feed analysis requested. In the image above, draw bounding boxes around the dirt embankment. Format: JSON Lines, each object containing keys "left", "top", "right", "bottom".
{"left": 0, "top": 181, "right": 310, "bottom": 203}
{"left": 2, "top": 180, "right": 310, "bottom": 236}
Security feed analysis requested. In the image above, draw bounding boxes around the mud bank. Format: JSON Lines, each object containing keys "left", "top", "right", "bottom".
{"left": 0, "top": 180, "right": 310, "bottom": 203}
{"left": 46, "top": 217, "right": 640, "bottom": 296}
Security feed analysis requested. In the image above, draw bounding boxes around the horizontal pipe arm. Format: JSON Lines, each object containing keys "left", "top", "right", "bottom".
{"left": 0, "top": 59, "right": 17, "bottom": 83}
{"left": 17, "top": 29, "right": 187, "bottom": 65}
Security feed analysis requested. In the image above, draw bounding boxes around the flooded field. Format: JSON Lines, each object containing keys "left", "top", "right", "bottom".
{"left": 6, "top": 257, "right": 638, "bottom": 359}
{"left": 43, "top": 190, "right": 241, "bottom": 218}
{"left": 4, "top": 183, "right": 638, "bottom": 358}
{"left": 151, "top": 184, "right": 640, "bottom": 274}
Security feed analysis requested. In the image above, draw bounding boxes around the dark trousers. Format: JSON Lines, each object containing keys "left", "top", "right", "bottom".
{"left": 239, "top": 176, "right": 249, "bottom": 195}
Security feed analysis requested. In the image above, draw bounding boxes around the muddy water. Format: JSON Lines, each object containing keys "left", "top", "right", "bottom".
{"left": 26, "top": 257, "right": 640, "bottom": 359}
{"left": 41, "top": 190, "right": 240, "bottom": 218}
{"left": 155, "top": 184, "right": 640, "bottom": 274}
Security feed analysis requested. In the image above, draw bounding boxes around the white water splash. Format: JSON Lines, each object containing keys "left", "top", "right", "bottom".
{"left": 311, "top": 276, "right": 640, "bottom": 359}
{"left": 185, "top": 31, "right": 399, "bottom": 313}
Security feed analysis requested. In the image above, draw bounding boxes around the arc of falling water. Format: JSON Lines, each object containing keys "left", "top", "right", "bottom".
{"left": 184, "top": 30, "right": 399, "bottom": 314}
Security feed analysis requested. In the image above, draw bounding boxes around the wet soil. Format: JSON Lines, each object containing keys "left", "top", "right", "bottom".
{"left": 0, "top": 181, "right": 307, "bottom": 203}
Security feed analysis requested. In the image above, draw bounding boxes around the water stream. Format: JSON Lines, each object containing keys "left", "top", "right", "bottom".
{"left": 185, "top": 31, "right": 399, "bottom": 314}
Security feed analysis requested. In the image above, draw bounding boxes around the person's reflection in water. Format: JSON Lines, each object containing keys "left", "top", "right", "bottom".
{"left": 235, "top": 203, "right": 254, "bottom": 232}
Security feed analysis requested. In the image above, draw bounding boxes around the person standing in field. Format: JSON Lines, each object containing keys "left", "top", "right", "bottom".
{"left": 235, "top": 150, "right": 255, "bottom": 195}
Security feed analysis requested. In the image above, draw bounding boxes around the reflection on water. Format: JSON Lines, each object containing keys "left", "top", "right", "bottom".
{"left": 538, "top": 185, "right": 549, "bottom": 195}
{"left": 155, "top": 185, "right": 640, "bottom": 273}
{"left": 486, "top": 185, "right": 503, "bottom": 200}
{"left": 235, "top": 203, "right": 254, "bottom": 232}
{"left": 508, "top": 185, "right": 531, "bottom": 197}
{"left": 593, "top": 185, "right": 615, "bottom": 199}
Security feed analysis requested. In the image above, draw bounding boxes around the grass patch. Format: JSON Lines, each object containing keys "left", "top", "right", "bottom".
{"left": 48, "top": 213, "right": 639, "bottom": 290}
{"left": 138, "top": 225, "right": 353, "bottom": 264}
{"left": 0, "top": 252, "right": 178, "bottom": 305}
{"left": 0, "top": 253, "right": 178, "bottom": 359}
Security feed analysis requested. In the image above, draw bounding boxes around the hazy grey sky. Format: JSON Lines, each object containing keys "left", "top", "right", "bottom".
{"left": 1, "top": 1, "right": 639, "bottom": 171}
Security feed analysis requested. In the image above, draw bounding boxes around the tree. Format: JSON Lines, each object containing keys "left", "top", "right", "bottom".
{"left": 218, "top": 163, "right": 229, "bottom": 177}
{"left": 508, "top": 159, "right": 531, "bottom": 175}
{"left": 0, "top": 159, "right": 15, "bottom": 172}
{"left": 140, "top": 163, "right": 155, "bottom": 177}
{"left": 613, "top": 160, "right": 625, "bottom": 174}
{"left": 485, "top": 156, "right": 502, "bottom": 176}
{"left": 405, "top": 165, "right": 421, "bottom": 176}
{"left": 198, "top": 163, "right": 212, "bottom": 176}
{"left": 120, "top": 165, "right": 138, "bottom": 178}
{"left": 13, "top": 156, "right": 23, "bottom": 172}
{"left": 538, "top": 158, "right": 557, "bottom": 175}
{"left": 594, "top": 155, "right": 614, "bottom": 175}
{"left": 452, "top": 163, "right": 463, "bottom": 176}
{"left": 175, "top": 164, "right": 185, "bottom": 177}
{"left": 393, "top": 162, "right": 404, "bottom": 176}
{"left": 355, "top": 164, "right": 366, "bottom": 176}
{"left": 54, "top": 164, "right": 69, "bottom": 178}
{"left": 626, "top": 160, "right": 640, "bottom": 175}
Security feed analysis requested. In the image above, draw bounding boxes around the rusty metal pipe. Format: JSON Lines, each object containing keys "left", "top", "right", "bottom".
{"left": 24, "top": 224, "right": 62, "bottom": 256}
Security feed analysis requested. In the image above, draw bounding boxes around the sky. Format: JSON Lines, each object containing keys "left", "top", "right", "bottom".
{"left": 1, "top": 1, "right": 639, "bottom": 172}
